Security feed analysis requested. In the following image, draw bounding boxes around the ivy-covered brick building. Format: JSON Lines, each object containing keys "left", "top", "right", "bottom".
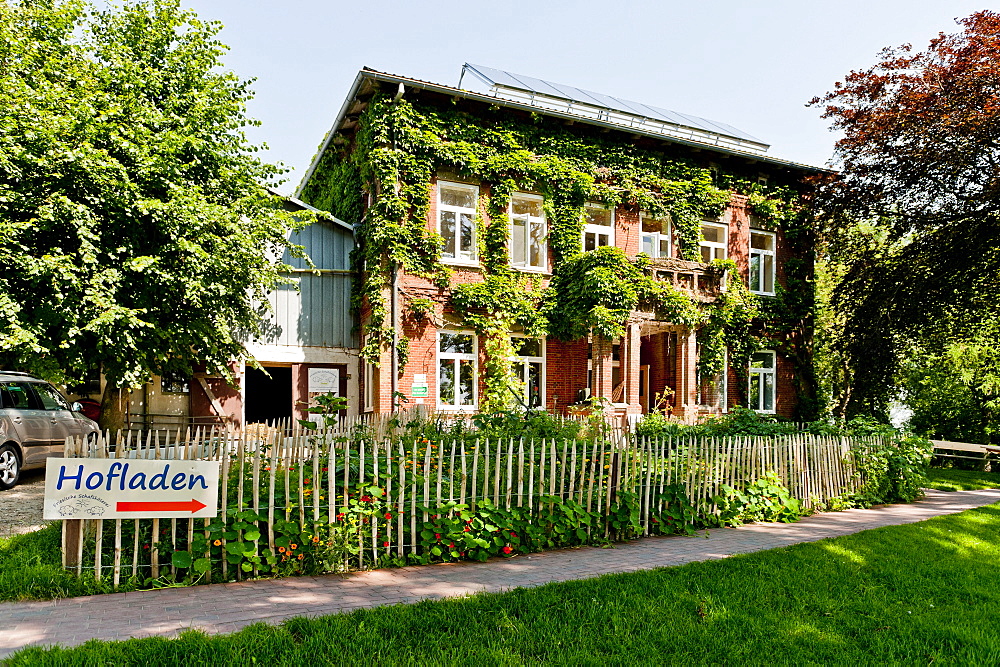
{"left": 298, "top": 64, "right": 826, "bottom": 423}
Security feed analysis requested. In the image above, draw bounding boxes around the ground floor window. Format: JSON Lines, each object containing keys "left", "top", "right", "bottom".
{"left": 438, "top": 331, "right": 477, "bottom": 408}
{"left": 510, "top": 336, "right": 544, "bottom": 408}
{"left": 697, "top": 349, "right": 727, "bottom": 412}
{"left": 749, "top": 350, "right": 776, "bottom": 413}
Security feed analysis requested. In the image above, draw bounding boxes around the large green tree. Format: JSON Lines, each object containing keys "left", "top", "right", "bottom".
{"left": 0, "top": 0, "right": 303, "bottom": 425}
{"left": 811, "top": 10, "right": 1000, "bottom": 416}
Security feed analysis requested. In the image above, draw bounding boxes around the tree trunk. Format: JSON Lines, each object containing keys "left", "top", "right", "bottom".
{"left": 99, "top": 384, "right": 127, "bottom": 432}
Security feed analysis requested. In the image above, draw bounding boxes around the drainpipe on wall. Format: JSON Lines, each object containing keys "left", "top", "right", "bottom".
{"left": 390, "top": 262, "right": 399, "bottom": 412}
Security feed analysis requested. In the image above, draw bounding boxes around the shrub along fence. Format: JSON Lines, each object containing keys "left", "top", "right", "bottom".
{"left": 60, "top": 423, "right": 927, "bottom": 587}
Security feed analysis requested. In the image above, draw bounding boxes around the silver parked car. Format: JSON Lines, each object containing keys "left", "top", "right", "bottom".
{"left": 0, "top": 371, "right": 100, "bottom": 490}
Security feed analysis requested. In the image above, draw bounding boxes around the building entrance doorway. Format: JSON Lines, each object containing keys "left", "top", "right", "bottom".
{"left": 244, "top": 366, "right": 292, "bottom": 425}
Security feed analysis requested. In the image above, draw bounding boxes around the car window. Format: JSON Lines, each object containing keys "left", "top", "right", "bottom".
{"left": 33, "top": 383, "right": 70, "bottom": 411}
{"left": 0, "top": 382, "right": 40, "bottom": 409}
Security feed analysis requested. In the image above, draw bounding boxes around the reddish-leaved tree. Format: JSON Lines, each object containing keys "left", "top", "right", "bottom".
{"left": 811, "top": 11, "right": 1000, "bottom": 415}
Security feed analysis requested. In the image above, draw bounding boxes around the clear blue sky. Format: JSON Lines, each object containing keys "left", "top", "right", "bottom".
{"left": 178, "top": 0, "right": 990, "bottom": 192}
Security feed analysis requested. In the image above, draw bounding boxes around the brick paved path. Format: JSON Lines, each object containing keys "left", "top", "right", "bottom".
{"left": 3, "top": 488, "right": 999, "bottom": 658}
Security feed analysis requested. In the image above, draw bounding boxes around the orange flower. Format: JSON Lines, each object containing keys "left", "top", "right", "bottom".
{"left": 278, "top": 547, "right": 286, "bottom": 553}
{"left": 297, "top": 554, "right": 304, "bottom": 560}
{"left": 290, "top": 543, "right": 298, "bottom": 550}
{"left": 312, "top": 536, "right": 320, "bottom": 543}
{"left": 213, "top": 539, "right": 222, "bottom": 546}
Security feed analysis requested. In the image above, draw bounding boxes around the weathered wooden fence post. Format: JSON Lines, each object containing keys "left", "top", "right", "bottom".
{"left": 61, "top": 435, "right": 82, "bottom": 570}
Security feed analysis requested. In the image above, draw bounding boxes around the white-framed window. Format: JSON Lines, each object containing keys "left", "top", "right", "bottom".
{"left": 749, "top": 350, "right": 776, "bottom": 414}
{"left": 510, "top": 193, "right": 547, "bottom": 271}
{"left": 700, "top": 221, "right": 728, "bottom": 263}
{"left": 363, "top": 360, "right": 374, "bottom": 412}
{"left": 583, "top": 203, "right": 614, "bottom": 252}
{"left": 510, "top": 336, "right": 545, "bottom": 408}
{"left": 438, "top": 181, "right": 478, "bottom": 264}
{"left": 749, "top": 230, "right": 776, "bottom": 295}
{"left": 438, "top": 330, "right": 477, "bottom": 409}
{"left": 640, "top": 213, "right": 671, "bottom": 259}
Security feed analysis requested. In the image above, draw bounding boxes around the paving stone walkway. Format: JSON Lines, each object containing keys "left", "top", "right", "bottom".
{"left": 3, "top": 488, "right": 999, "bottom": 658}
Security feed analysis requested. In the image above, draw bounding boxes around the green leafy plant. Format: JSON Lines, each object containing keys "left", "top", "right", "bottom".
{"left": 714, "top": 472, "right": 803, "bottom": 525}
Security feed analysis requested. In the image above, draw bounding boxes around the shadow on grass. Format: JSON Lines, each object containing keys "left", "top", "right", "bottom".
{"left": 10, "top": 503, "right": 1000, "bottom": 665}
{"left": 926, "top": 467, "right": 1000, "bottom": 491}
{"left": 0, "top": 524, "right": 121, "bottom": 602}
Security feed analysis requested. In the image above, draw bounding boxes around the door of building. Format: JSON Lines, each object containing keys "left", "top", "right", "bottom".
{"left": 243, "top": 366, "right": 293, "bottom": 425}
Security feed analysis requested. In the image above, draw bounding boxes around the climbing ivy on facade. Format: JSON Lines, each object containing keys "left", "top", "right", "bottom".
{"left": 300, "top": 92, "right": 814, "bottom": 411}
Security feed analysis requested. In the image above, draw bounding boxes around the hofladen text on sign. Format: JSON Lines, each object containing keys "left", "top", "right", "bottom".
{"left": 43, "top": 458, "right": 220, "bottom": 520}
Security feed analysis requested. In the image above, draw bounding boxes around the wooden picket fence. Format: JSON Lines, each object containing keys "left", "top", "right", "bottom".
{"left": 60, "top": 424, "right": 885, "bottom": 585}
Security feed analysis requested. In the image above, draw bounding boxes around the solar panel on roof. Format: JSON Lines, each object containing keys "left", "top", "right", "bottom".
{"left": 462, "top": 63, "right": 767, "bottom": 150}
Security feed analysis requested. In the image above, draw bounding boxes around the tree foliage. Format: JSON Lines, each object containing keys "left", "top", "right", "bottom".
{"left": 811, "top": 10, "right": 1000, "bottom": 414}
{"left": 0, "top": 0, "right": 302, "bottom": 394}
{"left": 901, "top": 321, "right": 1000, "bottom": 444}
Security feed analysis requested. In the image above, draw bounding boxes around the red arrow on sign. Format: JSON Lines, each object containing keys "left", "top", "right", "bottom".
{"left": 117, "top": 499, "right": 207, "bottom": 513}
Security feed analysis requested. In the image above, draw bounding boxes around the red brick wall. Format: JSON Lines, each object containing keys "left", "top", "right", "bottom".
{"left": 364, "top": 180, "right": 807, "bottom": 419}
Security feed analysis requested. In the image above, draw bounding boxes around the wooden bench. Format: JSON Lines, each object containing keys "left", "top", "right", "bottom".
{"left": 931, "top": 440, "right": 1000, "bottom": 467}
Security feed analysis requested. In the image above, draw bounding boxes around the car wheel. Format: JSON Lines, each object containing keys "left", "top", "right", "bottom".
{"left": 0, "top": 444, "right": 21, "bottom": 491}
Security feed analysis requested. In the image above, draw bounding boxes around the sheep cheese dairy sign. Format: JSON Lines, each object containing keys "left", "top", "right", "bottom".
{"left": 43, "top": 458, "right": 220, "bottom": 520}
{"left": 308, "top": 368, "right": 340, "bottom": 394}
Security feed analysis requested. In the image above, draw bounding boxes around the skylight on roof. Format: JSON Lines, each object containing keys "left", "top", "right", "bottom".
{"left": 460, "top": 63, "right": 770, "bottom": 155}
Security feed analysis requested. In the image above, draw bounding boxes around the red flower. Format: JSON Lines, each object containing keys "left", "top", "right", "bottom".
{"left": 336, "top": 513, "right": 345, "bottom": 521}
{"left": 502, "top": 545, "right": 513, "bottom": 555}
{"left": 360, "top": 495, "right": 373, "bottom": 502}
{"left": 434, "top": 533, "right": 441, "bottom": 540}
{"left": 449, "top": 543, "right": 455, "bottom": 548}
{"left": 463, "top": 527, "right": 470, "bottom": 532}
{"left": 322, "top": 467, "right": 329, "bottom": 471}
{"left": 384, "top": 512, "right": 392, "bottom": 520}
{"left": 383, "top": 541, "right": 390, "bottom": 547}
{"left": 509, "top": 531, "right": 517, "bottom": 537}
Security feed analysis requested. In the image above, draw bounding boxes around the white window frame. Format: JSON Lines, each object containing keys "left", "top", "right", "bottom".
{"left": 749, "top": 229, "right": 777, "bottom": 296}
{"left": 437, "top": 181, "right": 479, "bottom": 265}
{"left": 700, "top": 221, "right": 728, "bottom": 263}
{"left": 582, "top": 203, "right": 614, "bottom": 252}
{"left": 509, "top": 192, "right": 547, "bottom": 271}
{"left": 749, "top": 350, "right": 777, "bottom": 414}
{"left": 437, "top": 330, "right": 478, "bottom": 410}
{"left": 510, "top": 335, "right": 545, "bottom": 409}
{"left": 639, "top": 212, "right": 671, "bottom": 259}
{"left": 363, "top": 360, "right": 374, "bottom": 412}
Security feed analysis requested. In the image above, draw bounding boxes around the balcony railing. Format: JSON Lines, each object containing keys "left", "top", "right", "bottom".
{"left": 645, "top": 257, "right": 727, "bottom": 303}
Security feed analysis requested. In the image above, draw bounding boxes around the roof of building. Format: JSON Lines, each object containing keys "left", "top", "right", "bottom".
{"left": 461, "top": 64, "right": 769, "bottom": 154}
{"left": 268, "top": 187, "right": 354, "bottom": 232}
{"left": 296, "top": 66, "right": 830, "bottom": 198}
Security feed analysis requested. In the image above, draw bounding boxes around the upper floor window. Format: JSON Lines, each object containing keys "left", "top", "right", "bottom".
{"left": 700, "top": 221, "right": 727, "bottom": 263}
{"left": 640, "top": 213, "right": 671, "bottom": 259}
{"left": 510, "top": 336, "right": 545, "bottom": 409}
{"left": 749, "top": 350, "right": 776, "bottom": 414}
{"left": 438, "top": 331, "right": 477, "bottom": 409}
{"left": 749, "top": 230, "right": 776, "bottom": 295}
{"left": 438, "top": 182, "right": 478, "bottom": 264}
{"left": 510, "top": 193, "right": 547, "bottom": 271}
{"left": 583, "top": 204, "right": 614, "bottom": 252}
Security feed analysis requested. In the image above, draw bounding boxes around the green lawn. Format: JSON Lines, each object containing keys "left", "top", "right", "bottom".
{"left": 9, "top": 501, "right": 1000, "bottom": 665}
{"left": 925, "top": 466, "right": 1000, "bottom": 491}
{"left": 0, "top": 524, "right": 121, "bottom": 602}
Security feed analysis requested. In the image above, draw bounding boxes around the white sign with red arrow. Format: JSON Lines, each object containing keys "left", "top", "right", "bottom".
{"left": 43, "top": 457, "right": 220, "bottom": 520}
